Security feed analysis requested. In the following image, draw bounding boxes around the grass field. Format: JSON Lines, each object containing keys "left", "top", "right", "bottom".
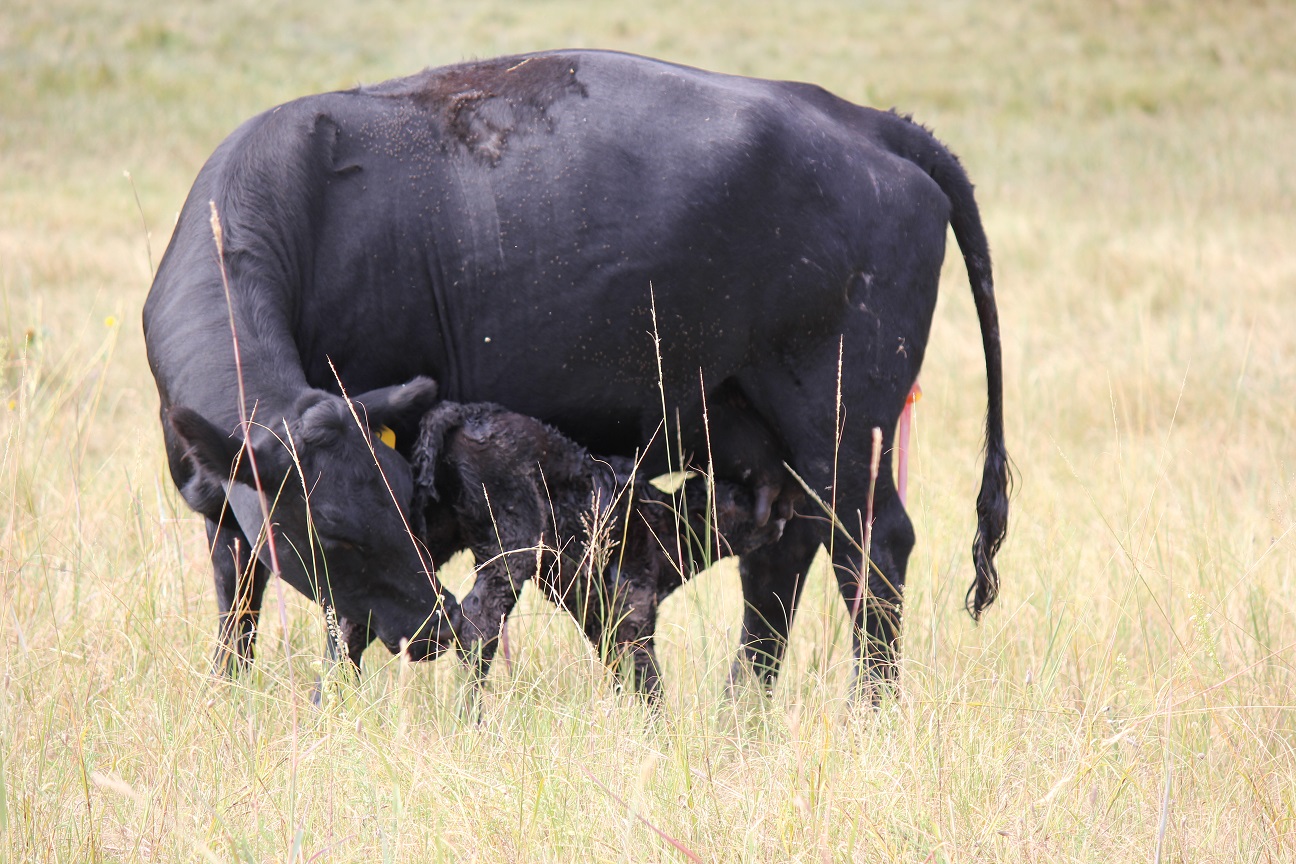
{"left": 3, "top": 0, "right": 1295, "bottom": 860}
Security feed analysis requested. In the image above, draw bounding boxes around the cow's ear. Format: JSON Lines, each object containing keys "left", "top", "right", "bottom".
{"left": 353, "top": 376, "right": 440, "bottom": 446}
{"left": 169, "top": 407, "right": 258, "bottom": 486}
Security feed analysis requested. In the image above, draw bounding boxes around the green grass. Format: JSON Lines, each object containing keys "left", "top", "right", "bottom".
{"left": 3, "top": 0, "right": 1295, "bottom": 860}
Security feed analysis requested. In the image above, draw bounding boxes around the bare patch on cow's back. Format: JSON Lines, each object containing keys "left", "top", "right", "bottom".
{"left": 368, "top": 54, "right": 587, "bottom": 164}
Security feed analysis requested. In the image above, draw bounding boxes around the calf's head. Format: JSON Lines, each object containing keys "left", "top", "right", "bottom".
{"left": 169, "top": 376, "right": 458, "bottom": 659}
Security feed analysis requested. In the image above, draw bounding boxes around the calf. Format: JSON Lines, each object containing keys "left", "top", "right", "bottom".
{"left": 409, "top": 401, "right": 787, "bottom": 698}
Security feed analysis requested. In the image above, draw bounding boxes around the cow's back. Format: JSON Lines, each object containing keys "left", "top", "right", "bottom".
{"left": 148, "top": 50, "right": 949, "bottom": 456}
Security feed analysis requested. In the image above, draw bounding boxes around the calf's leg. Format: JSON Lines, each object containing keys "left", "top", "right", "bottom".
{"left": 603, "top": 564, "right": 664, "bottom": 700}
{"left": 457, "top": 542, "right": 541, "bottom": 688}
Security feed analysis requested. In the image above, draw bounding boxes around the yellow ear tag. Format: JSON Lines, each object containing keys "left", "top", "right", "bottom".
{"left": 378, "top": 426, "right": 397, "bottom": 449}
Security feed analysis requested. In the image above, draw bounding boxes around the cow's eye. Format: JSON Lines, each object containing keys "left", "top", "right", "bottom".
{"left": 319, "top": 533, "right": 366, "bottom": 554}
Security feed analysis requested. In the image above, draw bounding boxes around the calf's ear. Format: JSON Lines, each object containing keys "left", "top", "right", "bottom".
{"left": 353, "top": 376, "right": 440, "bottom": 444}
{"left": 169, "top": 407, "right": 259, "bottom": 486}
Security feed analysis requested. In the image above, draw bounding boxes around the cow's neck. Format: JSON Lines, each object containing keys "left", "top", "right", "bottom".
{"left": 158, "top": 283, "right": 308, "bottom": 436}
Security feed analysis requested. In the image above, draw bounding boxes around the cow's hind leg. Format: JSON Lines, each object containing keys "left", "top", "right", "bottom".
{"left": 207, "top": 514, "right": 271, "bottom": 675}
{"left": 831, "top": 475, "right": 915, "bottom": 703}
{"left": 728, "top": 515, "right": 820, "bottom": 694}
{"left": 736, "top": 432, "right": 914, "bottom": 703}
{"left": 733, "top": 314, "right": 926, "bottom": 697}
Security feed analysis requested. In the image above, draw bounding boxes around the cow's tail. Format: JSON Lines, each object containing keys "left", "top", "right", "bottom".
{"left": 882, "top": 112, "right": 1011, "bottom": 620}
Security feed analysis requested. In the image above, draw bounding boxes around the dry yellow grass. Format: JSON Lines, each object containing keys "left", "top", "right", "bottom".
{"left": 2, "top": 0, "right": 1294, "bottom": 860}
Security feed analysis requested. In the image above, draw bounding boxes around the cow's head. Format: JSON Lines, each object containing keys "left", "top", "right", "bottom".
{"left": 169, "top": 377, "right": 459, "bottom": 660}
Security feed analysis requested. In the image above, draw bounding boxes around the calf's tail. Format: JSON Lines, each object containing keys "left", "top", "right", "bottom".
{"left": 883, "top": 113, "right": 1012, "bottom": 619}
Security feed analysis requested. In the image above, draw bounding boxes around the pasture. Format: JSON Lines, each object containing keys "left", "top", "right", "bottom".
{"left": 2, "top": 0, "right": 1294, "bottom": 860}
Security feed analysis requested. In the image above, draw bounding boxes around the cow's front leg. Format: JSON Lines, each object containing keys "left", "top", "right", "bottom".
{"left": 207, "top": 514, "right": 271, "bottom": 675}
{"left": 312, "top": 612, "right": 376, "bottom": 706}
{"left": 332, "top": 614, "right": 375, "bottom": 671}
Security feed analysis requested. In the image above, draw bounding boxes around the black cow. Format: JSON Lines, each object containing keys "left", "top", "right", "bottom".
{"left": 408, "top": 400, "right": 786, "bottom": 699}
{"left": 143, "top": 50, "right": 1009, "bottom": 693}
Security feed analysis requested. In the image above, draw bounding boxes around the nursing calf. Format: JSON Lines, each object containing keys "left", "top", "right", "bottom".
{"left": 409, "top": 401, "right": 786, "bottom": 698}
